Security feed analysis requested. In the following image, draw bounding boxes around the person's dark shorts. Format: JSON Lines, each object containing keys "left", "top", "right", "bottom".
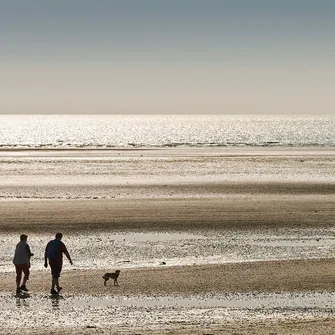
{"left": 49, "top": 263, "right": 62, "bottom": 278}
{"left": 15, "top": 263, "right": 30, "bottom": 280}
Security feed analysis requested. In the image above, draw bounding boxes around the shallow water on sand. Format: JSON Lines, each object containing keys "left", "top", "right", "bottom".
{"left": 1, "top": 228, "right": 335, "bottom": 273}
{"left": 1, "top": 292, "right": 334, "bottom": 333}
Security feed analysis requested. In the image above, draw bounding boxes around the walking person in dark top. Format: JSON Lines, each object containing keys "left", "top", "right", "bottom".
{"left": 44, "top": 232, "right": 73, "bottom": 294}
{"left": 13, "top": 234, "right": 34, "bottom": 294}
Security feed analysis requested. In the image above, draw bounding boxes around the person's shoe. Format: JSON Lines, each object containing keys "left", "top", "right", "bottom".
{"left": 50, "top": 289, "right": 58, "bottom": 295}
{"left": 20, "top": 285, "right": 29, "bottom": 292}
{"left": 57, "top": 286, "right": 62, "bottom": 293}
{"left": 16, "top": 287, "right": 21, "bottom": 294}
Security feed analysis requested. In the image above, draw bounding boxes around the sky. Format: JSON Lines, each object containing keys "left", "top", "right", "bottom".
{"left": 0, "top": 0, "right": 334, "bottom": 115}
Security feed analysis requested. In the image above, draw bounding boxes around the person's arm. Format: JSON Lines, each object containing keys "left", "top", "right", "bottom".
{"left": 65, "top": 252, "right": 73, "bottom": 265}
{"left": 13, "top": 247, "right": 17, "bottom": 265}
{"left": 63, "top": 244, "right": 73, "bottom": 265}
{"left": 26, "top": 244, "right": 34, "bottom": 258}
{"left": 44, "top": 243, "right": 49, "bottom": 268}
{"left": 26, "top": 244, "right": 34, "bottom": 267}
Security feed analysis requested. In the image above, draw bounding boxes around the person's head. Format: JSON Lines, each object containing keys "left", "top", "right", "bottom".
{"left": 55, "top": 232, "right": 63, "bottom": 240}
{"left": 20, "top": 234, "right": 28, "bottom": 241}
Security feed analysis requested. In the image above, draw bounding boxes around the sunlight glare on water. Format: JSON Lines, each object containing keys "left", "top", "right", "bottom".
{"left": 0, "top": 115, "right": 334, "bottom": 148}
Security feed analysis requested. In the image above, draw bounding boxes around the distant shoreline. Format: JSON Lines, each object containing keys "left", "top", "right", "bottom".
{"left": 0, "top": 147, "right": 155, "bottom": 151}
{"left": 0, "top": 146, "right": 335, "bottom": 156}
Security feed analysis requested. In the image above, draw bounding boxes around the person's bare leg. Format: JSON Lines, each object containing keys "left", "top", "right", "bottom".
{"left": 51, "top": 278, "right": 57, "bottom": 290}
{"left": 56, "top": 278, "right": 62, "bottom": 292}
{"left": 16, "top": 268, "right": 22, "bottom": 292}
{"left": 16, "top": 277, "right": 21, "bottom": 288}
{"left": 21, "top": 274, "right": 28, "bottom": 290}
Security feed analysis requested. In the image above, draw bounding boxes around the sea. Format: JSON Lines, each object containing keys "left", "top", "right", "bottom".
{"left": 0, "top": 114, "right": 334, "bottom": 149}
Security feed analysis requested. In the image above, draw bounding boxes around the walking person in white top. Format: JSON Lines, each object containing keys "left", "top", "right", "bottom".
{"left": 13, "top": 234, "right": 34, "bottom": 294}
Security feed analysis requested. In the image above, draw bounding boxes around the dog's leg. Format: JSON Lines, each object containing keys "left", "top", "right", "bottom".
{"left": 114, "top": 278, "right": 118, "bottom": 286}
{"left": 104, "top": 278, "right": 109, "bottom": 286}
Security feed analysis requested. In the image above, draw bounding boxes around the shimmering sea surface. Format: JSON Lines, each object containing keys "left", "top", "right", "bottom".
{"left": 0, "top": 114, "right": 334, "bottom": 148}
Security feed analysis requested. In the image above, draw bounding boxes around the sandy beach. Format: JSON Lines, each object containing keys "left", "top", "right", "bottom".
{"left": 1, "top": 148, "right": 335, "bottom": 334}
{"left": 0, "top": 193, "right": 334, "bottom": 233}
{"left": 0, "top": 259, "right": 335, "bottom": 334}
{"left": 1, "top": 259, "right": 335, "bottom": 334}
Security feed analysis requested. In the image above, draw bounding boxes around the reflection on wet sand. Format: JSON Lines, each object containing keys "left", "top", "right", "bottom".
{"left": 2, "top": 291, "right": 334, "bottom": 333}
{"left": 15, "top": 293, "right": 30, "bottom": 308}
{"left": 50, "top": 294, "right": 64, "bottom": 310}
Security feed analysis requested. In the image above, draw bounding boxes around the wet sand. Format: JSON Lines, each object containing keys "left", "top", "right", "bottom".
{"left": 0, "top": 193, "right": 334, "bottom": 233}
{"left": 1, "top": 148, "right": 335, "bottom": 334}
{"left": 1, "top": 196, "right": 334, "bottom": 334}
{"left": 1, "top": 260, "right": 335, "bottom": 334}
{"left": 1, "top": 259, "right": 335, "bottom": 295}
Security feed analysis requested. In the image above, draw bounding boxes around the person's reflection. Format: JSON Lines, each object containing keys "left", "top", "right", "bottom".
{"left": 16, "top": 294, "right": 30, "bottom": 308}
{"left": 50, "top": 294, "right": 64, "bottom": 309}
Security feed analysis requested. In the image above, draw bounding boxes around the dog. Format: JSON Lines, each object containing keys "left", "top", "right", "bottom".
{"left": 102, "top": 270, "right": 121, "bottom": 286}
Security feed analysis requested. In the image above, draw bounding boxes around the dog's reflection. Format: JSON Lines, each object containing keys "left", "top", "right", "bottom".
{"left": 50, "top": 294, "right": 64, "bottom": 309}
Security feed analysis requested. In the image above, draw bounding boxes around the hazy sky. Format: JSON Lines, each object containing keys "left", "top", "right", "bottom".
{"left": 1, "top": 0, "right": 334, "bottom": 114}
